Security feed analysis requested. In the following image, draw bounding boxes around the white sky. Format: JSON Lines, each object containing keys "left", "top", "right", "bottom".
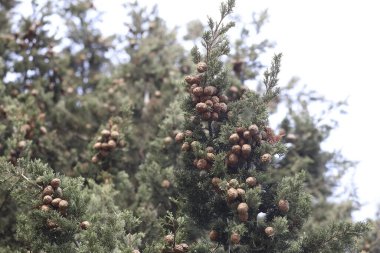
{"left": 93, "top": 0, "right": 380, "bottom": 221}
{"left": 18, "top": 0, "right": 380, "bottom": 221}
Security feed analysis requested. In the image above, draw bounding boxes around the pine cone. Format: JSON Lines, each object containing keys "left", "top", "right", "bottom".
{"left": 246, "top": 177, "right": 257, "bottom": 187}
{"left": 196, "top": 62, "right": 207, "bottom": 73}
{"left": 230, "top": 232, "right": 240, "bottom": 244}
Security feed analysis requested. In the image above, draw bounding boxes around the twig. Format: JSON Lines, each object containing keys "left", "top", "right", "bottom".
{"left": 73, "top": 239, "right": 80, "bottom": 248}
{"left": 19, "top": 173, "right": 43, "bottom": 190}
{"left": 208, "top": 120, "right": 213, "bottom": 140}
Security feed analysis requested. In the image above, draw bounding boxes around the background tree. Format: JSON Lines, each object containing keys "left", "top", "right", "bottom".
{"left": 0, "top": 0, "right": 373, "bottom": 252}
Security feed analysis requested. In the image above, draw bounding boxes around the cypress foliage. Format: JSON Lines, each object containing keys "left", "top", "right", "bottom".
{"left": 0, "top": 1, "right": 372, "bottom": 252}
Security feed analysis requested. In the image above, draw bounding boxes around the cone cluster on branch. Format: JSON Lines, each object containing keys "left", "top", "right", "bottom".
{"left": 92, "top": 127, "right": 120, "bottom": 163}
{"left": 162, "top": 234, "right": 189, "bottom": 253}
{"left": 39, "top": 178, "right": 67, "bottom": 228}
{"left": 185, "top": 63, "right": 229, "bottom": 122}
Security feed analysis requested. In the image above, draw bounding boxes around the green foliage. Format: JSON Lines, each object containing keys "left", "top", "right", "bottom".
{"left": 285, "top": 221, "right": 369, "bottom": 253}
{"left": 263, "top": 53, "right": 282, "bottom": 103}
{"left": 78, "top": 180, "right": 143, "bottom": 252}
{"left": 0, "top": 159, "right": 88, "bottom": 252}
{"left": 0, "top": 0, "right": 371, "bottom": 252}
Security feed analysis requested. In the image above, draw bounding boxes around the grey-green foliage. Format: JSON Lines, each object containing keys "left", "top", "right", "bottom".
{"left": 0, "top": 159, "right": 87, "bottom": 252}
{"left": 284, "top": 221, "right": 369, "bottom": 253}
{"left": 78, "top": 180, "right": 143, "bottom": 253}
{"left": 175, "top": 0, "right": 369, "bottom": 252}
{"left": 0, "top": 0, "right": 372, "bottom": 252}
{"left": 133, "top": 99, "right": 185, "bottom": 247}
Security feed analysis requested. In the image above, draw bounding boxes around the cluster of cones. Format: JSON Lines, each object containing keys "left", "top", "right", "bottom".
{"left": 91, "top": 128, "right": 120, "bottom": 163}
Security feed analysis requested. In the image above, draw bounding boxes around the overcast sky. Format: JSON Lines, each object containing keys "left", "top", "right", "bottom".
{"left": 91, "top": 0, "right": 380, "bottom": 221}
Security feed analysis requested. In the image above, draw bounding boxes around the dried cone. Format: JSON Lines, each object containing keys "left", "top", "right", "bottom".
{"left": 185, "top": 75, "right": 194, "bottom": 84}
{"left": 236, "top": 127, "right": 245, "bottom": 136}
{"left": 231, "top": 145, "right": 241, "bottom": 155}
{"left": 110, "top": 130, "right": 119, "bottom": 139}
{"left": 196, "top": 62, "right": 207, "bottom": 73}
{"left": 278, "top": 199, "right": 290, "bottom": 213}
{"left": 43, "top": 195, "right": 53, "bottom": 205}
{"left": 265, "top": 227, "right": 275, "bottom": 237}
{"left": 201, "top": 111, "right": 211, "bottom": 120}
{"left": 230, "top": 232, "right": 240, "bottom": 244}
{"left": 80, "top": 221, "right": 91, "bottom": 230}
{"left": 108, "top": 139, "right": 117, "bottom": 149}
{"left": 164, "top": 234, "right": 174, "bottom": 244}
{"left": 91, "top": 155, "right": 99, "bottom": 164}
{"left": 51, "top": 198, "right": 61, "bottom": 207}
{"left": 211, "top": 112, "right": 219, "bottom": 121}
{"left": 219, "top": 94, "right": 229, "bottom": 103}
{"left": 195, "top": 102, "right": 208, "bottom": 113}
{"left": 211, "top": 96, "right": 219, "bottom": 104}
{"left": 174, "top": 244, "right": 184, "bottom": 253}
{"left": 229, "top": 86, "right": 239, "bottom": 94}
{"left": 243, "top": 130, "right": 251, "bottom": 140}
{"left": 196, "top": 159, "right": 208, "bottom": 170}
{"left": 213, "top": 103, "right": 221, "bottom": 113}
{"left": 205, "top": 100, "right": 213, "bottom": 107}
{"left": 50, "top": 178, "right": 61, "bottom": 188}
{"left": 229, "top": 133, "right": 240, "bottom": 144}
{"left": 219, "top": 103, "right": 228, "bottom": 113}
{"left": 161, "top": 179, "right": 170, "bottom": 189}
{"left": 43, "top": 185, "right": 54, "bottom": 196}
{"left": 40, "top": 205, "right": 50, "bottom": 212}
{"left": 175, "top": 132, "right": 185, "bottom": 143}
{"left": 206, "top": 152, "right": 215, "bottom": 162}
{"left": 154, "top": 90, "right": 161, "bottom": 98}
{"left": 40, "top": 126, "right": 47, "bottom": 135}
{"left": 190, "top": 84, "right": 198, "bottom": 93}
{"left": 58, "top": 199, "right": 69, "bottom": 210}
{"left": 180, "top": 243, "right": 189, "bottom": 252}
{"left": 237, "top": 188, "right": 245, "bottom": 198}
{"left": 192, "top": 86, "right": 204, "bottom": 97}
{"left": 246, "top": 177, "right": 257, "bottom": 187}
{"left": 181, "top": 142, "right": 190, "bottom": 151}
{"left": 237, "top": 203, "right": 249, "bottom": 214}
{"left": 211, "top": 177, "right": 221, "bottom": 187}
{"left": 185, "top": 130, "right": 193, "bottom": 137}
{"left": 227, "top": 153, "right": 239, "bottom": 167}
{"left": 101, "top": 129, "right": 110, "bottom": 137}
{"left": 206, "top": 146, "right": 215, "bottom": 153}
{"left": 164, "top": 136, "right": 173, "bottom": 145}
{"left": 227, "top": 188, "right": 238, "bottom": 202}
{"left": 101, "top": 143, "right": 110, "bottom": 150}
{"left": 241, "top": 144, "right": 251, "bottom": 158}
{"left": 248, "top": 124, "right": 259, "bottom": 135}
{"left": 18, "top": 140, "right": 26, "bottom": 150}
{"left": 209, "top": 230, "right": 218, "bottom": 241}
{"left": 93, "top": 142, "right": 102, "bottom": 150}
{"left": 261, "top": 153, "right": 272, "bottom": 163}
{"left": 204, "top": 86, "right": 217, "bottom": 96}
